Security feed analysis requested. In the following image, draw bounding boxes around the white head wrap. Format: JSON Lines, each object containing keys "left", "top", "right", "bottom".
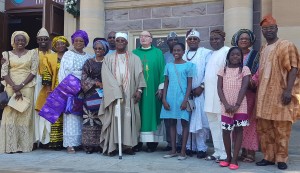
{"left": 115, "top": 32, "right": 128, "bottom": 41}
{"left": 37, "top": 27, "right": 49, "bottom": 37}
{"left": 186, "top": 29, "right": 200, "bottom": 40}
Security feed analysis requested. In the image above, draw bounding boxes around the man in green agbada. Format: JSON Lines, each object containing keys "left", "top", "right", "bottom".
{"left": 133, "top": 31, "right": 165, "bottom": 152}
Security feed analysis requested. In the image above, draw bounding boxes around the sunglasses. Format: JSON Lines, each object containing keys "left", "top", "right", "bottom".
{"left": 187, "top": 37, "right": 199, "bottom": 41}
{"left": 108, "top": 36, "right": 115, "bottom": 39}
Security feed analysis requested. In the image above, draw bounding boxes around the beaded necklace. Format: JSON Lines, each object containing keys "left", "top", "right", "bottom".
{"left": 114, "top": 51, "right": 129, "bottom": 90}
{"left": 185, "top": 49, "right": 198, "bottom": 61}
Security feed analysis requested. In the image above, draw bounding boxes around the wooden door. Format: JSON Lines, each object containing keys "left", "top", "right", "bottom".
{"left": 0, "top": 12, "right": 8, "bottom": 54}
{"left": 44, "top": 0, "right": 64, "bottom": 39}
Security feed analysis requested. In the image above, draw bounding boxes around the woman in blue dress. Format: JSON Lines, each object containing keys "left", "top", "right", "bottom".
{"left": 161, "top": 43, "right": 195, "bottom": 160}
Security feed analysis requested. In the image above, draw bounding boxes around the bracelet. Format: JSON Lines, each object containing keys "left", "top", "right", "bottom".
{"left": 137, "top": 89, "right": 143, "bottom": 93}
{"left": 21, "top": 82, "right": 25, "bottom": 86}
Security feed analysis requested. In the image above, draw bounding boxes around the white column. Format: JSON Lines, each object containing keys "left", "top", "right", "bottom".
{"left": 80, "top": 0, "right": 105, "bottom": 54}
{"left": 224, "top": 0, "right": 253, "bottom": 46}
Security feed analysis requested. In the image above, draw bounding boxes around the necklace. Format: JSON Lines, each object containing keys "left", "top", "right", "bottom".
{"left": 94, "top": 57, "right": 104, "bottom": 62}
{"left": 186, "top": 50, "right": 197, "bottom": 61}
{"left": 114, "top": 51, "right": 129, "bottom": 88}
{"left": 72, "top": 49, "right": 85, "bottom": 55}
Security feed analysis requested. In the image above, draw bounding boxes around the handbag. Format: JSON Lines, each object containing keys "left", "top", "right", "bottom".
{"left": 65, "top": 94, "right": 83, "bottom": 116}
{"left": 0, "top": 91, "right": 9, "bottom": 109}
{"left": 84, "top": 89, "right": 103, "bottom": 112}
{"left": 0, "top": 52, "right": 10, "bottom": 109}
{"left": 173, "top": 63, "right": 195, "bottom": 112}
{"left": 7, "top": 93, "right": 31, "bottom": 113}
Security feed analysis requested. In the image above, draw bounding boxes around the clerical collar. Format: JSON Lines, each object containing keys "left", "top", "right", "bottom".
{"left": 141, "top": 46, "right": 151, "bottom": 50}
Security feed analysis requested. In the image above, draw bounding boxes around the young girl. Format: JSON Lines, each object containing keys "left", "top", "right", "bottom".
{"left": 217, "top": 47, "right": 250, "bottom": 170}
{"left": 160, "top": 43, "right": 195, "bottom": 160}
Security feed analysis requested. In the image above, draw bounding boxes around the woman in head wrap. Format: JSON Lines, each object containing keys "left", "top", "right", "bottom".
{"left": 0, "top": 31, "right": 39, "bottom": 153}
{"left": 231, "top": 29, "right": 259, "bottom": 162}
{"left": 58, "top": 30, "right": 92, "bottom": 154}
{"left": 36, "top": 36, "right": 70, "bottom": 150}
{"left": 81, "top": 38, "right": 109, "bottom": 154}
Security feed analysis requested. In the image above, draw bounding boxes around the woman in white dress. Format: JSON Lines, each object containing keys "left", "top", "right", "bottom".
{"left": 58, "top": 30, "right": 92, "bottom": 153}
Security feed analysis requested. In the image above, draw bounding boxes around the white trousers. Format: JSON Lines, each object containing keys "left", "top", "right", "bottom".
{"left": 207, "top": 112, "right": 227, "bottom": 159}
{"left": 186, "top": 128, "right": 209, "bottom": 151}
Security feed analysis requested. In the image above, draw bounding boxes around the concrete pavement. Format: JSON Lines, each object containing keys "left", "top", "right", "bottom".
{"left": 0, "top": 122, "right": 299, "bottom": 173}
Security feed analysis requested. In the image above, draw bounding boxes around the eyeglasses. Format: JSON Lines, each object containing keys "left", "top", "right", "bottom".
{"left": 261, "top": 26, "right": 277, "bottom": 32}
{"left": 37, "top": 37, "right": 49, "bottom": 42}
{"left": 187, "top": 37, "right": 199, "bottom": 41}
{"left": 115, "top": 39, "right": 126, "bottom": 43}
{"left": 94, "top": 47, "right": 104, "bottom": 50}
{"left": 139, "top": 35, "right": 151, "bottom": 39}
{"left": 108, "top": 36, "right": 115, "bottom": 39}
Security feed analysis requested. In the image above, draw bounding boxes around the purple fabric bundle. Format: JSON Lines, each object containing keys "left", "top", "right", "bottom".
{"left": 39, "top": 74, "right": 82, "bottom": 124}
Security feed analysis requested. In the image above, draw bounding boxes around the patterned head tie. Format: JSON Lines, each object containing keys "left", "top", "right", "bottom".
{"left": 71, "top": 30, "right": 89, "bottom": 47}
{"left": 231, "top": 29, "right": 256, "bottom": 46}
{"left": 11, "top": 31, "right": 30, "bottom": 49}
{"left": 52, "top": 36, "right": 70, "bottom": 52}
{"left": 93, "top": 37, "right": 110, "bottom": 56}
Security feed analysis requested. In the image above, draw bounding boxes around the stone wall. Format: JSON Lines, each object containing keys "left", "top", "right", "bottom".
{"left": 105, "top": 1, "right": 225, "bottom": 49}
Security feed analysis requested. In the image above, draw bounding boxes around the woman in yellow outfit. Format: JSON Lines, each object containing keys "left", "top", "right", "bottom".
{"left": 36, "top": 36, "right": 70, "bottom": 150}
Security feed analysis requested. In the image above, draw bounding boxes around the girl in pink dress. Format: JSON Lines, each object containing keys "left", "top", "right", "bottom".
{"left": 232, "top": 29, "right": 260, "bottom": 163}
{"left": 217, "top": 47, "right": 251, "bottom": 170}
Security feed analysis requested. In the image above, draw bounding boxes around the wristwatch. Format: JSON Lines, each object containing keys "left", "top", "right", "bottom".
{"left": 200, "top": 82, "right": 205, "bottom": 89}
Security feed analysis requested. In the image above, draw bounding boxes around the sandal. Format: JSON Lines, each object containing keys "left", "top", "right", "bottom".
{"left": 205, "top": 155, "right": 216, "bottom": 161}
{"left": 67, "top": 147, "right": 75, "bottom": 154}
{"left": 229, "top": 163, "right": 239, "bottom": 170}
{"left": 242, "top": 154, "right": 255, "bottom": 163}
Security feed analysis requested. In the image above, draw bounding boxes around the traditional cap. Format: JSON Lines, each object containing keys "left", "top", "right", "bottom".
{"left": 52, "top": 36, "right": 70, "bottom": 52}
{"left": 71, "top": 30, "right": 89, "bottom": 47}
{"left": 231, "top": 29, "right": 256, "bottom": 46}
{"left": 115, "top": 32, "right": 128, "bottom": 41}
{"left": 167, "top": 31, "right": 178, "bottom": 41}
{"left": 93, "top": 37, "right": 110, "bottom": 56}
{"left": 186, "top": 29, "right": 200, "bottom": 40}
{"left": 11, "top": 31, "right": 30, "bottom": 48}
{"left": 260, "top": 15, "right": 277, "bottom": 27}
{"left": 210, "top": 29, "right": 226, "bottom": 39}
{"left": 37, "top": 27, "right": 49, "bottom": 37}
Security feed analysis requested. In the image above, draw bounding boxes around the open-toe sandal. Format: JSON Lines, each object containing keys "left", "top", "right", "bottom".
{"left": 67, "top": 147, "right": 75, "bottom": 154}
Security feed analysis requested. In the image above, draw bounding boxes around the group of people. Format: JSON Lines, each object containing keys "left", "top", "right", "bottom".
{"left": 0, "top": 15, "right": 299, "bottom": 171}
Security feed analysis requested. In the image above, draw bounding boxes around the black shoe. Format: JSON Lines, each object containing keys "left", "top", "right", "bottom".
{"left": 186, "top": 149, "right": 193, "bottom": 156}
{"left": 256, "top": 159, "right": 275, "bottom": 166}
{"left": 123, "top": 148, "right": 136, "bottom": 155}
{"left": 146, "top": 147, "right": 156, "bottom": 153}
{"left": 133, "top": 142, "right": 143, "bottom": 152}
{"left": 163, "top": 146, "right": 172, "bottom": 151}
{"left": 278, "top": 162, "right": 288, "bottom": 170}
{"left": 197, "top": 151, "right": 207, "bottom": 159}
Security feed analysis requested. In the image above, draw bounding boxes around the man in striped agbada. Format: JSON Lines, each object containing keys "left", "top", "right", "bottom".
{"left": 255, "top": 15, "right": 300, "bottom": 170}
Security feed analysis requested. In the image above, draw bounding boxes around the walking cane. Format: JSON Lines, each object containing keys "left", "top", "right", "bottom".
{"left": 115, "top": 99, "right": 122, "bottom": 159}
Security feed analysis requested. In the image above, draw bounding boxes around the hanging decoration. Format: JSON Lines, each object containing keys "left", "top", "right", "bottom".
{"left": 65, "top": 0, "right": 80, "bottom": 17}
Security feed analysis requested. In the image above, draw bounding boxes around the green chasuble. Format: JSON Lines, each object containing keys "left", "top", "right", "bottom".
{"left": 133, "top": 46, "right": 165, "bottom": 132}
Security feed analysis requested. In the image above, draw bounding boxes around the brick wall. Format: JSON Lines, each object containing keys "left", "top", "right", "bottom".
{"left": 105, "top": 1, "right": 225, "bottom": 49}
